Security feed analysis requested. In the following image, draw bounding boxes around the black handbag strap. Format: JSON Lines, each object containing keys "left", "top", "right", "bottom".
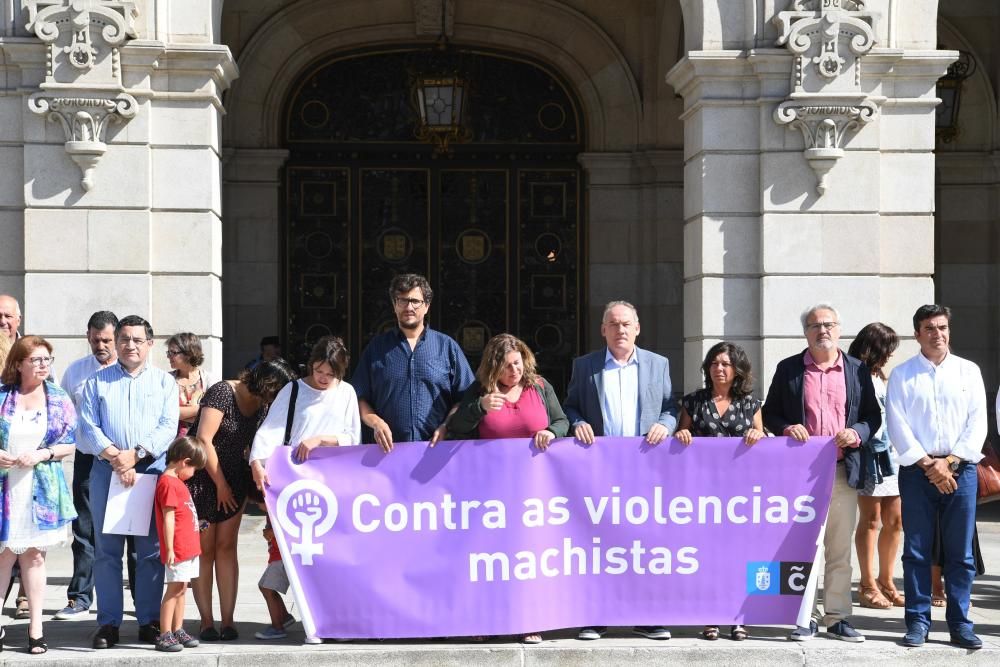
{"left": 282, "top": 380, "right": 299, "bottom": 447}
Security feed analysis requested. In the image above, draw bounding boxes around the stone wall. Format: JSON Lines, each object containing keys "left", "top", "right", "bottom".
{"left": 0, "top": 0, "right": 234, "bottom": 373}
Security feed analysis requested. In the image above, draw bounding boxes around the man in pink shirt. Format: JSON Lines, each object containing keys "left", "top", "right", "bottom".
{"left": 763, "top": 303, "right": 881, "bottom": 643}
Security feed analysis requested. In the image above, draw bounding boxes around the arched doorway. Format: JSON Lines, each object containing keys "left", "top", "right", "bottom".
{"left": 282, "top": 47, "right": 585, "bottom": 392}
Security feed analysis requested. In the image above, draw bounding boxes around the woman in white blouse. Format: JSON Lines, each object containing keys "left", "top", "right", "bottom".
{"left": 250, "top": 336, "right": 361, "bottom": 489}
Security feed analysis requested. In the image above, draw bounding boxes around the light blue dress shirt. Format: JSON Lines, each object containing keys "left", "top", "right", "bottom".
{"left": 601, "top": 348, "right": 640, "bottom": 437}
{"left": 78, "top": 362, "right": 179, "bottom": 461}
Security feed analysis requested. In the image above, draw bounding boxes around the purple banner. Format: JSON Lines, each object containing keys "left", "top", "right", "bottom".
{"left": 264, "top": 436, "right": 836, "bottom": 639}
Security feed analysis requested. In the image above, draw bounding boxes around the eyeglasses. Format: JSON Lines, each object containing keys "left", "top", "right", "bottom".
{"left": 117, "top": 337, "right": 148, "bottom": 346}
{"left": 806, "top": 322, "right": 839, "bottom": 332}
{"left": 27, "top": 356, "right": 55, "bottom": 367}
{"left": 165, "top": 349, "right": 183, "bottom": 357}
{"left": 394, "top": 297, "right": 426, "bottom": 308}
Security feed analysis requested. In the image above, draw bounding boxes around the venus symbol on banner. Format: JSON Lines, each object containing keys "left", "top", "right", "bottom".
{"left": 276, "top": 480, "right": 338, "bottom": 565}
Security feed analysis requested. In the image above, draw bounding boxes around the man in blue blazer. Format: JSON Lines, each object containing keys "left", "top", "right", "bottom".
{"left": 564, "top": 301, "right": 677, "bottom": 446}
{"left": 563, "top": 300, "right": 677, "bottom": 641}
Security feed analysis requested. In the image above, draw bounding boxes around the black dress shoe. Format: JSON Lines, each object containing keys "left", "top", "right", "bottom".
{"left": 92, "top": 624, "right": 119, "bottom": 649}
{"left": 949, "top": 627, "right": 983, "bottom": 649}
{"left": 138, "top": 623, "right": 162, "bottom": 644}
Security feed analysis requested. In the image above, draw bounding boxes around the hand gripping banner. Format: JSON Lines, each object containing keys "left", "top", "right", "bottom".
{"left": 264, "top": 436, "right": 836, "bottom": 639}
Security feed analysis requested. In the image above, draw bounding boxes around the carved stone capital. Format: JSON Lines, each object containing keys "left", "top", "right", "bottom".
{"left": 773, "top": 0, "right": 876, "bottom": 94}
{"left": 773, "top": 0, "right": 881, "bottom": 196}
{"left": 774, "top": 100, "right": 878, "bottom": 194}
{"left": 28, "top": 92, "right": 138, "bottom": 191}
{"left": 22, "top": 0, "right": 138, "bottom": 84}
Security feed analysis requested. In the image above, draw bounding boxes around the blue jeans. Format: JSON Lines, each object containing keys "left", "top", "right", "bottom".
{"left": 67, "top": 452, "right": 95, "bottom": 609}
{"left": 89, "top": 459, "right": 164, "bottom": 627}
{"left": 898, "top": 462, "right": 977, "bottom": 633}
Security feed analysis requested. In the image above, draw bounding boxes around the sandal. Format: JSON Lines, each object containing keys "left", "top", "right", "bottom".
{"left": 701, "top": 626, "right": 719, "bottom": 640}
{"left": 730, "top": 625, "right": 748, "bottom": 641}
{"left": 522, "top": 633, "right": 543, "bottom": 644}
{"left": 15, "top": 597, "right": 29, "bottom": 620}
{"left": 859, "top": 585, "right": 892, "bottom": 609}
{"left": 931, "top": 592, "right": 946, "bottom": 608}
{"left": 28, "top": 636, "right": 47, "bottom": 655}
{"left": 876, "top": 581, "right": 904, "bottom": 607}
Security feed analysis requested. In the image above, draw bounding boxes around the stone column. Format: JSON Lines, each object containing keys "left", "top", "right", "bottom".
{"left": 1, "top": 1, "right": 235, "bottom": 371}
{"left": 936, "top": 153, "right": 1000, "bottom": 390}
{"left": 578, "top": 151, "right": 684, "bottom": 382}
{"left": 221, "top": 148, "right": 288, "bottom": 375}
{"left": 668, "top": 2, "right": 952, "bottom": 389}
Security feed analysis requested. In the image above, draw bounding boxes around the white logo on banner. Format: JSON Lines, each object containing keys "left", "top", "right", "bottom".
{"left": 276, "top": 480, "right": 338, "bottom": 566}
{"left": 755, "top": 566, "right": 771, "bottom": 591}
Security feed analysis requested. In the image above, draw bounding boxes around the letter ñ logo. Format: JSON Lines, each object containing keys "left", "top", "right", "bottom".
{"left": 780, "top": 562, "right": 812, "bottom": 595}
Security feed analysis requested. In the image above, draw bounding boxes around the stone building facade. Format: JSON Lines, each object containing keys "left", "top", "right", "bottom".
{"left": 1, "top": 0, "right": 997, "bottom": 400}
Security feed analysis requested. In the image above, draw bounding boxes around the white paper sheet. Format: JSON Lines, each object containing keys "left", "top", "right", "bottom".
{"left": 102, "top": 472, "right": 157, "bottom": 536}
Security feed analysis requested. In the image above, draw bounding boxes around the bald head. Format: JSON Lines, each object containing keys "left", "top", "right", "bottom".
{"left": 0, "top": 295, "right": 21, "bottom": 342}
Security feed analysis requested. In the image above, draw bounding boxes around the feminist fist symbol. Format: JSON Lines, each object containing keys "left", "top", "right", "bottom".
{"left": 276, "top": 480, "right": 338, "bottom": 567}
{"left": 291, "top": 492, "right": 324, "bottom": 565}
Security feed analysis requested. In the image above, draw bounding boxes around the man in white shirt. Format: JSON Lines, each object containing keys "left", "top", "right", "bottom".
{"left": 54, "top": 311, "right": 119, "bottom": 620}
{"left": 563, "top": 300, "right": 676, "bottom": 641}
{"left": 886, "top": 304, "right": 986, "bottom": 650}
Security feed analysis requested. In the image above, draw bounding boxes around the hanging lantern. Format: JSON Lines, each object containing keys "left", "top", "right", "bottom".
{"left": 414, "top": 74, "right": 471, "bottom": 155}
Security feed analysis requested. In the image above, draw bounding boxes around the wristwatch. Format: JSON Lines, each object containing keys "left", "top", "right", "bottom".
{"left": 135, "top": 445, "right": 150, "bottom": 460}
{"left": 945, "top": 455, "right": 962, "bottom": 473}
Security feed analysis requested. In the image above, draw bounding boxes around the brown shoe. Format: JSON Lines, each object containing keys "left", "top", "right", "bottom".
{"left": 876, "top": 581, "right": 904, "bottom": 607}
{"left": 859, "top": 585, "right": 892, "bottom": 609}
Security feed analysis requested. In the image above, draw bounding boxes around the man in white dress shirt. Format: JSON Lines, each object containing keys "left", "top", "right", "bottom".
{"left": 886, "top": 304, "right": 986, "bottom": 649}
{"left": 54, "top": 311, "right": 118, "bottom": 620}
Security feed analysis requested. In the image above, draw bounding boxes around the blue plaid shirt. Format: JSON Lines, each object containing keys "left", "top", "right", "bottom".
{"left": 352, "top": 327, "right": 474, "bottom": 442}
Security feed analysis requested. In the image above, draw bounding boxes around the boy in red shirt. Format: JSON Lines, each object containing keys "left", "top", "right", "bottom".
{"left": 154, "top": 436, "right": 207, "bottom": 652}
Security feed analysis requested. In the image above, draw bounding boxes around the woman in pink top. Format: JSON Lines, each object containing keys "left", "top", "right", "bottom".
{"left": 447, "top": 334, "right": 569, "bottom": 644}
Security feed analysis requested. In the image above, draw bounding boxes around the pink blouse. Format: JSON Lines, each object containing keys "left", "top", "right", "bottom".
{"left": 478, "top": 385, "right": 550, "bottom": 439}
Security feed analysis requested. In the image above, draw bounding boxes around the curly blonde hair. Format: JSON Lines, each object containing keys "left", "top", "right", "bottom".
{"left": 475, "top": 334, "right": 539, "bottom": 392}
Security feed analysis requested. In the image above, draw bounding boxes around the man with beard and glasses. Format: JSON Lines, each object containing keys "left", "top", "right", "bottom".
{"left": 762, "top": 303, "right": 881, "bottom": 643}
{"left": 353, "top": 273, "right": 474, "bottom": 451}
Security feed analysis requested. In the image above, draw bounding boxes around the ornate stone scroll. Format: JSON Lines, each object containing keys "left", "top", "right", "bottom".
{"left": 27, "top": 93, "right": 138, "bottom": 191}
{"left": 22, "top": 1, "right": 140, "bottom": 191}
{"left": 772, "top": 0, "right": 880, "bottom": 195}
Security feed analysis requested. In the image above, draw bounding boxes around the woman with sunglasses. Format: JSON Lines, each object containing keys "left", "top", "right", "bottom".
{"left": 166, "top": 333, "right": 216, "bottom": 437}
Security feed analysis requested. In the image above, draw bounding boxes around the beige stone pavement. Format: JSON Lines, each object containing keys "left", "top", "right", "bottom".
{"left": 1, "top": 503, "right": 1000, "bottom": 665}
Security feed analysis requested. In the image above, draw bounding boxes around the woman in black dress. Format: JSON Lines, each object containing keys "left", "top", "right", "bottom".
{"left": 186, "top": 359, "right": 295, "bottom": 641}
{"left": 674, "top": 341, "right": 764, "bottom": 642}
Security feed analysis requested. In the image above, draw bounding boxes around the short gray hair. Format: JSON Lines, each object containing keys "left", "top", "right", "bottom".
{"left": 0, "top": 295, "right": 20, "bottom": 317}
{"left": 800, "top": 303, "right": 840, "bottom": 331}
{"left": 602, "top": 300, "right": 639, "bottom": 323}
